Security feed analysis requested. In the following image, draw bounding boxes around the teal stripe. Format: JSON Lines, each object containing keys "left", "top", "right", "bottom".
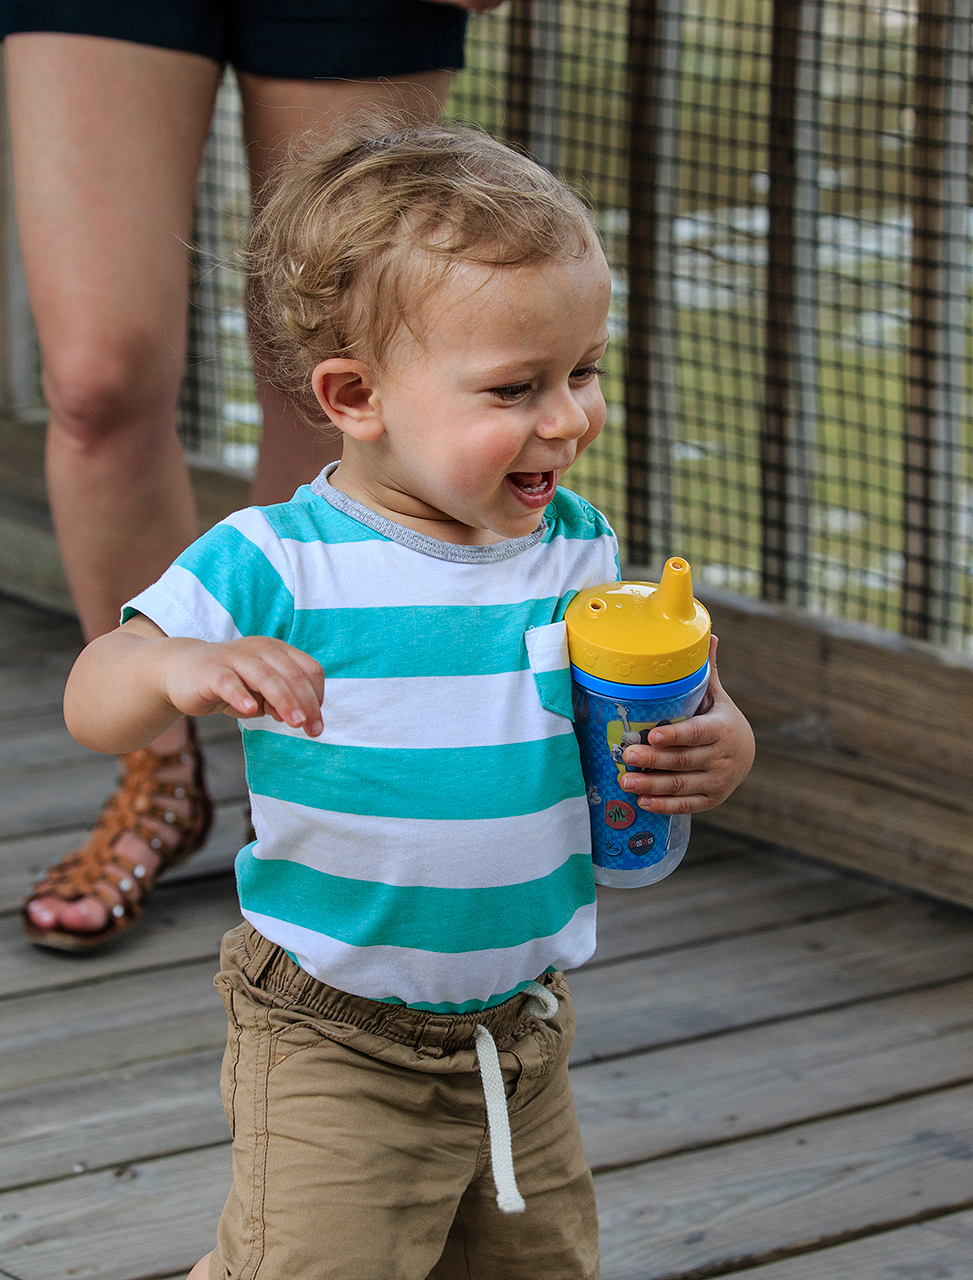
{"left": 244, "top": 730, "right": 583, "bottom": 819}
{"left": 237, "top": 848, "right": 595, "bottom": 952}
{"left": 290, "top": 598, "right": 562, "bottom": 676}
{"left": 176, "top": 525, "right": 294, "bottom": 638}
{"left": 259, "top": 491, "right": 386, "bottom": 545}
{"left": 546, "top": 487, "right": 615, "bottom": 542}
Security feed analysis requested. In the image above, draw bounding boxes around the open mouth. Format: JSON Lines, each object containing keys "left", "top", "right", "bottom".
{"left": 506, "top": 470, "right": 558, "bottom": 507}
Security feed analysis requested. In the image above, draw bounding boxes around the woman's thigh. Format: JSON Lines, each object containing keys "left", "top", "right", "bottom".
{"left": 3, "top": 33, "right": 221, "bottom": 411}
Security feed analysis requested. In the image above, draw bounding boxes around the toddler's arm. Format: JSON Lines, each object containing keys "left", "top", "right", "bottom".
{"left": 64, "top": 615, "right": 325, "bottom": 755}
{"left": 617, "top": 636, "right": 754, "bottom": 814}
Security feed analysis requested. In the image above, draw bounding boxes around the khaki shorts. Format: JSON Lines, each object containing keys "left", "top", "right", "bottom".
{"left": 210, "top": 923, "right": 599, "bottom": 1280}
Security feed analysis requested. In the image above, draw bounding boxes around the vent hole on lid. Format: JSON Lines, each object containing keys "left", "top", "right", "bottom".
{"left": 588, "top": 599, "right": 606, "bottom": 613}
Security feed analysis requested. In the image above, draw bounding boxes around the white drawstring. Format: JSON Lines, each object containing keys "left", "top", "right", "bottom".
{"left": 474, "top": 980, "right": 560, "bottom": 1214}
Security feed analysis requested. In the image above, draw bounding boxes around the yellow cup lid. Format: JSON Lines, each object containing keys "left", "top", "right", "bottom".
{"left": 564, "top": 558, "right": 711, "bottom": 685}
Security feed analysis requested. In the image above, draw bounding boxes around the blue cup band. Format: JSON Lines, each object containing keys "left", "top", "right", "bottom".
{"left": 570, "top": 660, "right": 709, "bottom": 700}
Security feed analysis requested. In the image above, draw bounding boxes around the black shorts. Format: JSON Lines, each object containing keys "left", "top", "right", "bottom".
{"left": 0, "top": 0, "right": 467, "bottom": 80}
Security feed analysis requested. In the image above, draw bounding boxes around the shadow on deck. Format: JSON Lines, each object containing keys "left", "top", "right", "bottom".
{"left": 1, "top": 593, "right": 972, "bottom": 1280}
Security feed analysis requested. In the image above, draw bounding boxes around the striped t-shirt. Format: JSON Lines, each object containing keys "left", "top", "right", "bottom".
{"left": 126, "top": 466, "right": 619, "bottom": 1013}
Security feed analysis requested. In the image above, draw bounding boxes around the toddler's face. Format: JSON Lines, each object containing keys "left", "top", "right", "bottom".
{"left": 341, "top": 249, "right": 611, "bottom": 544}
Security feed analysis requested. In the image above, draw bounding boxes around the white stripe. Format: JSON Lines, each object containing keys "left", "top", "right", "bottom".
{"left": 248, "top": 794, "right": 591, "bottom": 889}
{"left": 242, "top": 667, "right": 574, "bottom": 750}
{"left": 128, "top": 566, "right": 242, "bottom": 644}
{"left": 270, "top": 531, "right": 618, "bottom": 610}
{"left": 243, "top": 901, "right": 597, "bottom": 1008}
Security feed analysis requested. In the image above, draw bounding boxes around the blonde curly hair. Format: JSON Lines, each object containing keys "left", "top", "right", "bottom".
{"left": 247, "top": 114, "right": 600, "bottom": 417}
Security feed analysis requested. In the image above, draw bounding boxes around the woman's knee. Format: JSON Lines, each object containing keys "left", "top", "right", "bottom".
{"left": 41, "top": 338, "right": 183, "bottom": 452}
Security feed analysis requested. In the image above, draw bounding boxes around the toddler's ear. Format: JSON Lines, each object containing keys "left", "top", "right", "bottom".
{"left": 311, "top": 360, "right": 385, "bottom": 441}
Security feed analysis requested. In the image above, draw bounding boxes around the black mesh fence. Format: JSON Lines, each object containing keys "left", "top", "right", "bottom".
{"left": 178, "top": 0, "right": 973, "bottom": 653}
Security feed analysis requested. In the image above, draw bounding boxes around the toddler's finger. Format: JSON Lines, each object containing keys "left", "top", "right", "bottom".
{"left": 645, "top": 715, "right": 718, "bottom": 750}
{"left": 621, "top": 739, "right": 715, "bottom": 773}
{"left": 620, "top": 766, "right": 712, "bottom": 798}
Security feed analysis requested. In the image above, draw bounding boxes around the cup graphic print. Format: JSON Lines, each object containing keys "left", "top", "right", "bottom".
{"left": 565, "top": 559, "right": 711, "bottom": 888}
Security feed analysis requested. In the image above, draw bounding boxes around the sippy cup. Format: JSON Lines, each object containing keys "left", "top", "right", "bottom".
{"left": 564, "top": 558, "right": 711, "bottom": 888}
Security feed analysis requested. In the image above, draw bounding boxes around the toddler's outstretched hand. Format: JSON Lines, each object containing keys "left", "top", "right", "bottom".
{"left": 161, "top": 636, "right": 325, "bottom": 737}
{"left": 65, "top": 618, "right": 325, "bottom": 756}
{"left": 616, "top": 636, "right": 754, "bottom": 814}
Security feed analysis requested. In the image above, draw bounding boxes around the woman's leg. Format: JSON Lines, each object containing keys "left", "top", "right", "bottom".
{"left": 5, "top": 33, "right": 222, "bottom": 937}
{"left": 237, "top": 71, "right": 454, "bottom": 505}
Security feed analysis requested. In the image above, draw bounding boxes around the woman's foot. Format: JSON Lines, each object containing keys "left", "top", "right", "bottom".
{"left": 22, "top": 718, "right": 213, "bottom": 951}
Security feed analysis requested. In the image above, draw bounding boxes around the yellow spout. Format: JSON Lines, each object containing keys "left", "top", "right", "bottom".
{"left": 652, "top": 557, "right": 697, "bottom": 623}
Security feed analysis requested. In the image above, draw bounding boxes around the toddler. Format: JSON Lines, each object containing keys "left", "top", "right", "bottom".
{"left": 65, "top": 119, "right": 754, "bottom": 1280}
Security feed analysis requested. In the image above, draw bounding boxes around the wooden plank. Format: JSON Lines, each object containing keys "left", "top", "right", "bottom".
{"left": 0, "top": 960, "right": 227, "bottom": 1091}
{"left": 575, "top": 974, "right": 973, "bottom": 1171}
{"left": 0, "top": 733, "right": 246, "bottom": 841}
{"left": 714, "top": 739, "right": 973, "bottom": 910}
{"left": 0, "top": 495, "right": 72, "bottom": 616}
{"left": 670, "top": 583, "right": 973, "bottom": 909}
{"left": 0, "top": 1144, "right": 231, "bottom": 1280}
{"left": 0, "top": 594, "right": 80, "bottom": 656}
{"left": 726, "top": 1206, "right": 973, "bottom": 1278}
{"left": 0, "top": 1048, "right": 226, "bottom": 1192}
{"left": 569, "top": 898, "right": 973, "bottom": 1064}
{"left": 829, "top": 628, "right": 973, "bottom": 784}
{"left": 0, "top": 874, "right": 242, "bottom": 1000}
{"left": 0, "top": 653, "right": 78, "bottom": 718}
{"left": 595, "top": 1082, "right": 973, "bottom": 1280}
{"left": 590, "top": 847, "right": 891, "bottom": 966}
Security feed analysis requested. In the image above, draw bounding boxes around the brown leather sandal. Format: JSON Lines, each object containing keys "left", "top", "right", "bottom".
{"left": 22, "top": 721, "right": 214, "bottom": 953}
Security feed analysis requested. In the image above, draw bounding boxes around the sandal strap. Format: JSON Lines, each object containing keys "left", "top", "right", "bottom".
{"left": 29, "top": 722, "right": 212, "bottom": 912}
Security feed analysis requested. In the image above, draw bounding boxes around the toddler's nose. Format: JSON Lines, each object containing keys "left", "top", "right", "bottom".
{"left": 537, "top": 391, "right": 591, "bottom": 439}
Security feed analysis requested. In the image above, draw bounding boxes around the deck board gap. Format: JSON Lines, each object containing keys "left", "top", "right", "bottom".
{"left": 572, "top": 965, "right": 973, "bottom": 1067}
{"left": 5, "top": 1139, "right": 233, "bottom": 1197}
{"left": 587, "top": 1071, "right": 973, "bottom": 1175}
{"left": 578, "top": 895, "right": 894, "bottom": 973}
{"left": 0, "top": 950, "right": 225, "bottom": 1006}
{"left": 647, "top": 1196, "right": 973, "bottom": 1280}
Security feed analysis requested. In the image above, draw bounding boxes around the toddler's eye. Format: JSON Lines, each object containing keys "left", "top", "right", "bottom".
{"left": 571, "top": 363, "right": 605, "bottom": 383}
{"left": 492, "top": 382, "right": 532, "bottom": 402}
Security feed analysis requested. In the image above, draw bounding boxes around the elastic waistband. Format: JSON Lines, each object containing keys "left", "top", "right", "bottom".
{"left": 237, "top": 923, "right": 552, "bottom": 1055}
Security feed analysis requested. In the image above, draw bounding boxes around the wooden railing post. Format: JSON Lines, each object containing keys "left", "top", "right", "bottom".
{"left": 625, "top": 0, "right": 682, "bottom": 570}
{"left": 760, "top": 0, "right": 821, "bottom": 606}
{"left": 904, "top": 0, "right": 971, "bottom": 644}
{"left": 505, "top": 0, "right": 560, "bottom": 172}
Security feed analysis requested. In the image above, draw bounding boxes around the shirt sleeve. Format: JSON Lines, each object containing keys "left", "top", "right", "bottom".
{"left": 122, "top": 508, "right": 296, "bottom": 644}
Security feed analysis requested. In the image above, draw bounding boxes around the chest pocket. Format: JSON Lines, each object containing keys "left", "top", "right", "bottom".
{"left": 525, "top": 621, "right": 575, "bottom": 721}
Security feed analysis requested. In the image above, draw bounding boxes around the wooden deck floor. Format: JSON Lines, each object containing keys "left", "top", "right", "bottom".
{"left": 2, "top": 591, "right": 973, "bottom": 1280}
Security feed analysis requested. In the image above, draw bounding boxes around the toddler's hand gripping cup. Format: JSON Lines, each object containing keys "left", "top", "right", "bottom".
{"left": 565, "top": 558, "right": 711, "bottom": 888}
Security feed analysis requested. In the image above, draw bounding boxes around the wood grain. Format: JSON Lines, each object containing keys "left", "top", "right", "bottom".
{"left": 595, "top": 1082, "right": 973, "bottom": 1280}
{"left": 725, "top": 1207, "right": 973, "bottom": 1278}
{"left": 569, "top": 898, "right": 973, "bottom": 1063}
{"left": 574, "top": 975, "right": 973, "bottom": 1170}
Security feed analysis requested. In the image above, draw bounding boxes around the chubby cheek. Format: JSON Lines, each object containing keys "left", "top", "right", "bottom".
{"left": 456, "top": 436, "right": 525, "bottom": 488}
{"left": 574, "top": 395, "right": 606, "bottom": 460}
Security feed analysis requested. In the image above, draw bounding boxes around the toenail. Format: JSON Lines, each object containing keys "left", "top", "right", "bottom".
{"left": 150, "top": 837, "right": 163, "bottom": 849}
{"left": 133, "top": 865, "right": 146, "bottom": 878}
{"left": 174, "top": 787, "right": 185, "bottom": 799}
{"left": 164, "top": 811, "right": 176, "bottom": 823}
{"left": 119, "top": 878, "right": 133, "bottom": 891}
{"left": 112, "top": 904, "right": 125, "bottom": 918}
{"left": 179, "top": 752, "right": 191, "bottom": 765}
